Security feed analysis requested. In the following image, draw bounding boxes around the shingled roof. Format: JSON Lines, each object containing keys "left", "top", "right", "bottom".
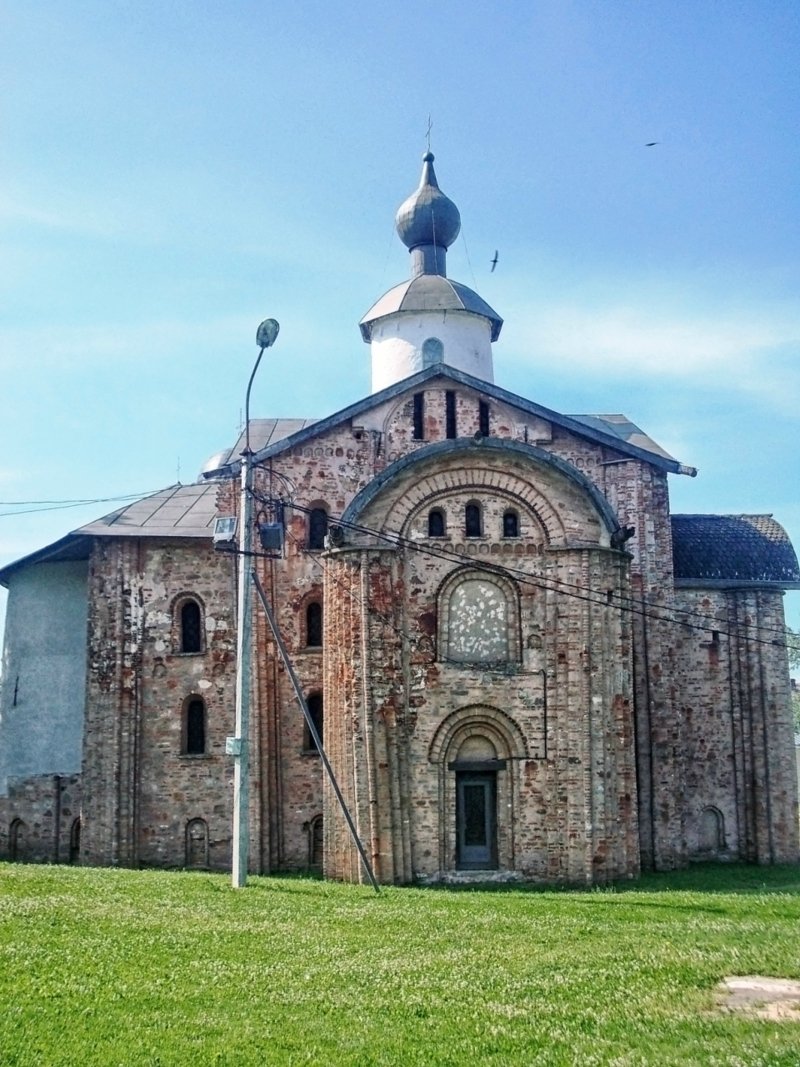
{"left": 671, "top": 515, "right": 800, "bottom": 589}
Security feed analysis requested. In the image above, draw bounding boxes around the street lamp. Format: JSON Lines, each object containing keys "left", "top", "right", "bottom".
{"left": 231, "top": 318, "right": 279, "bottom": 888}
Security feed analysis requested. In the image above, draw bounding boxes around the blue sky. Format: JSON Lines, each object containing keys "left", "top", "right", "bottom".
{"left": 2, "top": 1, "right": 799, "bottom": 647}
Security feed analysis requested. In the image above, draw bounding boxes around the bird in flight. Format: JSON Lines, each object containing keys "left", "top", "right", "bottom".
{"left": 490, "top": 250, "right": 499, "bottom": 272}
{"left": 645, "top": 142, "right": 659, "bottom": 147}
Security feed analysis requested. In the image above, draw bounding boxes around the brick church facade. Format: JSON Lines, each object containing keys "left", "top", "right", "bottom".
{"left": 1, "top": 155, "right": 798, "bottom": 883}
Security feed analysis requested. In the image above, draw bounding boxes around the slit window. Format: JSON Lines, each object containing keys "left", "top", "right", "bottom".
{"left": 445, "top": 391, "right": 457, "bottom": 439}
{"left": 305, "top": 693, "right": 323, "bottom": 753}
{"left": 185, "top": 698, "right": 206, "bottom": 755}
{"left": 413, "top": 393, "right": 424, "bottom": 440}
{"left": 478, "top": 400, "right": 490, "bottom": 437}
{"left": 308, "top": 508, "right": 328, "bottom": 549}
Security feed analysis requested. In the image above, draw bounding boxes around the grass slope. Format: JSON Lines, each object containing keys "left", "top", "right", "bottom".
{"left": 1, "top": 863, "right": 800, "bottom": 1065}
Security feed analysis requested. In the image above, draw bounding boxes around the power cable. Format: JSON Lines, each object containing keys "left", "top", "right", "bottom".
{"left": 257, "top": 493, "right": 796, "bottom": 654}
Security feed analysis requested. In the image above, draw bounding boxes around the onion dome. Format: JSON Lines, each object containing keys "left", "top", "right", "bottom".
{"left": 361, "top": 152, "right": 502, "bottom": 392}
{"left": 395, "top": 153, "right": 461, "bottom": 268}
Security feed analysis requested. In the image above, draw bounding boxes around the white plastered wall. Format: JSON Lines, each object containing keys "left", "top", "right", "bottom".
{"left": 370, "top": 310, "right": 494, "bottom": 392}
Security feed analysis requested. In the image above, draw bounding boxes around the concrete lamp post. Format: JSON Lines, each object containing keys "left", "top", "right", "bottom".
{"left": 230, "top": 318, "right": 279, "bottom": 889}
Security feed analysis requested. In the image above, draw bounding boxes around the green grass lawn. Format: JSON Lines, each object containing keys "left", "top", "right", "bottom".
{"left": 1, "top": 863, "right": 800, "bottom": 1065}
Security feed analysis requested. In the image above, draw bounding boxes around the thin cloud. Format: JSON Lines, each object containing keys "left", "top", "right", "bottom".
{"left": 504, "top": 303, "right": 800, "bottom": 410}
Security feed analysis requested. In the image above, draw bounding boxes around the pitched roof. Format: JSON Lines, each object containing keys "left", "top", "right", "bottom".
{"left": 206, "top": 364, "right": 693, "bottom": 477}
{"left": 201, "top": 419, "right": 318, "bottom": 473}
{"left": 0, "top": 483, "right": 218, "bottom": 587}
{"left": 671, "top": 514, "right": 800, "bottom": 589}
{"left": 78, "top": 482, "right": 218, "bottom": 538}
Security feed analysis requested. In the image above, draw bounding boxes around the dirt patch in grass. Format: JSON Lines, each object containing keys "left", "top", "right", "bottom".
{"left": 717, "top": 976, "right": 800, "bottom": 1021}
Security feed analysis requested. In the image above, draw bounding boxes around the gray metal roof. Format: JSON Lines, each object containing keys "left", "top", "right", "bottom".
{"left": 0, "top": 483, "right": 220, "bottom": 587}
{"left": 360, "top": 276, "right": 503, "bottom": 342}
{"left": 209, "top": 364, "right": 692, "bottom": 478}
{"left": 202, "top": 419, "right": 318, "bottom": 473}
{"left": 568, "top": 414, "right": 678, "bottom": 462}
{"left": 79, "top": 483, "right": 218, "bottom": 538}
{"left": 672, "top": 514, "right": 800, "bottom": 589}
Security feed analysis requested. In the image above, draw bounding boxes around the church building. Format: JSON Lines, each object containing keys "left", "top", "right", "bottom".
{"left": 1, "top": 154, "right": 798, "bottom": 883}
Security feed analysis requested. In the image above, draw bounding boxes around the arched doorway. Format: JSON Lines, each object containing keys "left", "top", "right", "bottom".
{"left": 429, "top": 706, "right": 529, "bottom": 876}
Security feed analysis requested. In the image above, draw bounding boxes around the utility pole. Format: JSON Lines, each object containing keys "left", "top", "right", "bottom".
{"left": 230, "top": 318, "right": 280, "bottom": 889}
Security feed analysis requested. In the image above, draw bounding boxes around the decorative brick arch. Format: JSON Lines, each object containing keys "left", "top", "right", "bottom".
{"left": 341, "top": 438, "right": 620, "bottom": 548}
{"left": 429, "top": 704, "right": 530, "bottom": 765}
{"left": 405, "top": 479, "right": 551, "bottom": 546}
{"left": 428, "top": 705, "right": 528, "bottom": 877}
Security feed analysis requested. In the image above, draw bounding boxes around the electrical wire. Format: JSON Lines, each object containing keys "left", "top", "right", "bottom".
{"left": 281, "top": 497, "right": 798, "bottom": 643}
{"left": 251, "top": 490, "right": 798, "bottom": 654}
{"left": 0, "top": 491, "right": 166, "bottom": 518}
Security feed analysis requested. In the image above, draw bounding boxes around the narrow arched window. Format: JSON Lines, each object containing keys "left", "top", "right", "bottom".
{"left": 445, "top": 390, "right": 457, "bottom": 439}
{"left": 428, "top": 509, "right": 445, "bottom": 537}
{"left": 180, "top": 599, "right": 202, "bottom": 653}
{"left": 308, "top": 814, "right": 323, "bottom": 871}
{"left": 185, "top": 698, "right": 206, "bottom": 755}
{"left": 306, "top": 601, "right": 323, "bottom": 647}
{"left": 478, "top": 400, "right": 490, "bottom": 437}
{"left": 413, "top": 392, "right": 425, "bottom": 440}
{"left": 465, "top": 503, "right": 482, "bottom": 538}
{"left": 308, "top": 508, "right": 328, "bottom": 550}
{"left": 9, "top": 819, "right": 24, "bottom": 862}
{"left": 69, "top": 818, "right": 81, "bottom": 865}
{"left": 304, "top": 692, "right": 323, "bottom": 753}
{"left": 185, "top": 818, "right": 209, "bottom": 868}
{"left": 502, "top": 510, "right": 519, "bottom": 538}
{"left": 422, "top": 337, "right": 443, "bottom": 367}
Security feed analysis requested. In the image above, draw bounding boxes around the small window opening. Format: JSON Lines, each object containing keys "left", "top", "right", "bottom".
{"left": 445, "top": 391, "right": 457, "bottom": 439}
{"left": 422, "top": 337, "right": 443, "bottom": 367}
{"left": 9, "top": 819, "right": 24, "bottom": 862}
{"left": 304, "top": 693, "right": 323, "bottom": 753}
{"left": 185, "top": 818, "right": 209, "bottom": 869}
{"left": 308, "top": 508, "right": 328, "bottom": 550}
{"left": 180, "top": 600, "right": 202, "bottom": 653}
{"left": 465, "top": 503, "right": 482, "bottom": 538}
{"left": 69, "top": 818, "right": 81, "bottom": 865}
{"left": 306, "top": 601, "right": 323, "bottom": 647}
{"left": 502, "top": 510, "right": 519, "bottom": 538}
{"left": 308, "top": 814, "right": 324, "bottom": 871}
{"left": 186, "top": 698, "right": 206, "bottom": 755}
{"left": 478, "top": 400, "right": 490, "bottom": 437}
{"left": 428, "top": 509, "right": 446, "bottom": 537}
{"left": 412, "top": 392, "right": 425, "bottom": 440}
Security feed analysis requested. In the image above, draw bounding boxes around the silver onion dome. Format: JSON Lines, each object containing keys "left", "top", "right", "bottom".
{"left": 395, "top": 152, "right": 461, "bottom": 259}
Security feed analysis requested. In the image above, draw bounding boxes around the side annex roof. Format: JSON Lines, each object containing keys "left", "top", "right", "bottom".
{"left": 0, "top": 482, "right": 218, "bottom": 588}
{"left": 672, "top": 514, "right": 800, "bottom": 589}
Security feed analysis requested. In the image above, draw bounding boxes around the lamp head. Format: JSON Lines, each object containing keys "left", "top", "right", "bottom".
{"left": 256, "top": 318, "right": 280, "bottom": 349}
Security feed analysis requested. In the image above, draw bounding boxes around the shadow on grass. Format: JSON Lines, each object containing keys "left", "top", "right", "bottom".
{"left": 5, "top": 860, "right": 800, "bottom": 902}
{"left": 384, "top": 862, "right": 800, "bottom": 899}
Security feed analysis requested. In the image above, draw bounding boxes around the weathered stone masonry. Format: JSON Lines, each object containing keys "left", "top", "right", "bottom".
{"left": 1, "top": 150, "right": 797, "bottom": 882}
